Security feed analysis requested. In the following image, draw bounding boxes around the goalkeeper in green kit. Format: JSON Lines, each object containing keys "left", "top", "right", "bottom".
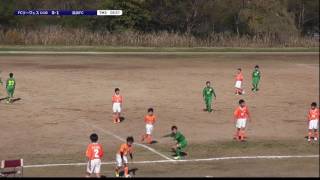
{"left": 203, "top": 81, "right": 216, "bottom": 112}
{"left": 164, "top": 126, "right": 188, "bottom": 160}
{"left": 252, "top": 65, "right": 261, "bottom": 92}
{"left": 6, "top": 73, "right": 16, "bottom": 104}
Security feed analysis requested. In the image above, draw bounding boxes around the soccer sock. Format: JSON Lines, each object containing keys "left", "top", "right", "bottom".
{"left": 147, "top": 135, "right": 152, "bottom": 144}
{"left": 117, "top": 114, "right": 120, "bottom": 122}
{"left": 124, "top": 166, "right": 129, "bottom": 176}
{"left": 113, "top": 114, "right": 117, "bottom": 123}
{"left": 176, "top": 147, "right": 182, "bottom": 156}
{"left": 234, "top": 129, "right": 240, "bottom": 139}
{"left": 314, "top": 131, "right": 318, "bottom": 139}
{"left": 239, "top": 130, "right": 245, "bottom": 141}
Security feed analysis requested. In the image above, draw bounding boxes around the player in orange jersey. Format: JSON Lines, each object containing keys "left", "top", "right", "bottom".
{"left": 85, "top": 133, "right": 104, "bottom": 178}
{"left": 235, "top": 68, "right": 244, "bottom": 95}
{"left": 112, "top": 88, "right": 123, "bottom": 123}
{"left": 307, "top": 102, "right": 319, "bottom": 142}
{"left": 141, "top": 108, "right": 156, "bottom": 144}
{"left": 233, "top": 99, "right": 251, "bottom": 141}
{"left": 115, "top": 136, "right": 134, "bottom": 178}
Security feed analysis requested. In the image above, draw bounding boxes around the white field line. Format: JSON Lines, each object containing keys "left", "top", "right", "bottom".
{"left": 24, "top": 155, "right": 319, "bottom": 168}
{"left": 80, "top": 119, "right": 173, "bottom": 161}
{"left": 0, "top": 51, "right": 318, "bottom": 55}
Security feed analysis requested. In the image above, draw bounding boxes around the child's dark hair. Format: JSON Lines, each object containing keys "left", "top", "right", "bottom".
{"left": 255, "top": 65, "right": 259, "bottom": 68}
{"left": 239, "top": 99, "right": 245, "bottom": 104}
{"left": 90, "top": 133, "right": 98, "bottom": 143}
{"left": 148, "top": 108, "right": 154, "bottom": 113}
{"left": 9, "top": 73, "right": 13, "bottom": 77}
{"left": 237, "top": 68, "right": 242, "bottom": 71}
{"left": 206, "top": 81, "right": 210, "bottom": 84}
{"left": 127, "top": 136, "right": 134, "bottom": 143}
{"left": 115, "top": 88, "right": 120, "bottom": 92}
{"left": 171, "top": 125, "right": 178, "bottom": 131}
{"left": 311, "top": 102, "right": 317, "bottom": 107}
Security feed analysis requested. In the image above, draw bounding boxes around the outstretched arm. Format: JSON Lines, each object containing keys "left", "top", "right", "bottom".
{"left": 163, "top": 133, "right": 173, "bottom": 138}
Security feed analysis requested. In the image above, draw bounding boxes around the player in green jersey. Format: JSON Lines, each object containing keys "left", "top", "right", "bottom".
{"left": 252, "top": 65, "right": 261, "bottom": 92}
{"left": 164, "top": 126, "right": 188, "bottom": 160}
{"left": 6, "top": 73, "right": 16, "bottom": 103}
{"left": 202, "top": 81, "right": 216, "bottom": 112}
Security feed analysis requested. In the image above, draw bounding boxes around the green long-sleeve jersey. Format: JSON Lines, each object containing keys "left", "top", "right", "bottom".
{"left": 171, "top": 131, "right": 187, "bottom": 143}
{"left": 252, "top": 70, "right": 261, "bottom": 80}
{"left": 203, "top": 86, "right": 216, "bottom": 98}
{"left": 6, "top": 77, "right": 16, "bottom": 89}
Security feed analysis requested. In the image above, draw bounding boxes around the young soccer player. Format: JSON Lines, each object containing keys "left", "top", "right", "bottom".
{"left": 164, "top": 126, "right": 188, "bottom": 160}
{"left": 115, "top": 136, "right": 134, "bottom": 178}
{"left": 233, "top": 99, "right": 251, "bottom": 141}
{"left": 202, "top": 81, "right": 216, "bottom": 112}
{"left": 307, "top": 102, "right": 319, "bottom": 142}
{"left": 85, "top": 133, "right": 104, "bottom": 178}
{"left": 235, "top": 68, "right": 244, "bottom": 95}
{"left": 112, "top": 88, "right": 123, "bottom": 123}
{"left": 141, "top": 108, "right": 156, "bottom": 144}
{"left": 252, "top": 65, "right": 261, "bottom": 92}
{"left": 6, "top": 73, "right": 16, "bottom": 104}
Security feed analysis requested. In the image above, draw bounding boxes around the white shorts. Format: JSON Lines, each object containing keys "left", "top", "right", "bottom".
{"left": 113, "top": 103, "right": 121, "bottom": 113}
{"left": 236, "top": 118, "right": 247, "bottom": 128}
{"left": 309, "top": 119, "right": 319, "bottom": 130}
{"left": 87, "top": 159, "right": 101, "bottom": 174}
{"left": 235, "top": 81, "right": 242, "bottom": 89}
{"left": 116, "top": 154, "right": 128, "bottom": 167}
{"left": 146, "top": 124, "right": 154, "bottom": 135}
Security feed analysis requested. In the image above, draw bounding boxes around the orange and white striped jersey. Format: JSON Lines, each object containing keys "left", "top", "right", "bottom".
{"left": 234, "top": 106, "right": 250, "bottom": 119}
{"left": 86, "top": 143, "right": 104, "bottom": 160}
{"left": 145, "top": 115, "right": 156, "bottom": 125}
{"left": 118, "top": 143, "right": 133, "bottom": 156}
{"left": 308, "top": 108, "right": 319, "bottom": 121}
{"left": 112, "top": 94, "right": 123, "bottom": 103}
{"left": 235, "top": 72, "right": 243, "bottom": 81}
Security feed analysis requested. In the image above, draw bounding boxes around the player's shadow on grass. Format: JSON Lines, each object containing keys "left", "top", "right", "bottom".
{"left": 0, "top": 97, "right": 21, "bottom": 103}
{"left": 119, "top": 168, "right": 138, "bottom": 177}
{"left": 150, "top": 140, "right": 158, "bottom": 144}
{"left": 119, "top": 116, "right": 125, "bottom": 122}
{"left": 0, "top": 97, "right": 8, "bottom": 101}
{"left": 11, "top": 98, "right": 21, "bottom": 103}
{"left": 171, "top": 151, "right": 188, "bottom": 157}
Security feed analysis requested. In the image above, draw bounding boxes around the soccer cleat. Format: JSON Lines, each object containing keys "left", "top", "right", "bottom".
{"left": 173, "top": 156, "right": 181, "bottom": 160}
{"left": 314, "top": 138, "right": 318, "bottom": 141}
{"left": 307, "top": 138, "right": 311, "bottom": 142}
{"left": 125, "top": 174, "right": 131, "bottom": 178}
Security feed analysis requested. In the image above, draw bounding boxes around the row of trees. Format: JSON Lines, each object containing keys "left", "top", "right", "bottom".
{"left": 0, "top": 0, "right": 319, "bottom": 40}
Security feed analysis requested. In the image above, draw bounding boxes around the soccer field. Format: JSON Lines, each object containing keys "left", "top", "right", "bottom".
{"left": 0, "top": 52, "right": 319, "bottom": 177}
